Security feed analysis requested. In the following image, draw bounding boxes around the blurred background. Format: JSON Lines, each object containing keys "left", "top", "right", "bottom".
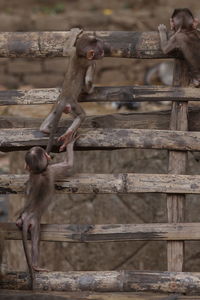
{"left": 1, "top": 0, "right": 200, "bottom": 274}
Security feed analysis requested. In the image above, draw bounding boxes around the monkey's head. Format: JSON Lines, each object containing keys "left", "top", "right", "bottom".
{"left": 170, "top": 8, "right": 199, "bottom": 31}
{"left": 25, "top": 146, "right": 51, "bottom": 174}
{"left": 76, "top": 34, "right": 104, "bottom": 60}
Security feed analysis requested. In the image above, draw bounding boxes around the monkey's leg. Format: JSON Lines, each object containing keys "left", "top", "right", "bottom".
{"left": 84, "top": 63, "right": 96, "bottom": 93}
{"left": 58, "top": 102, "right": 85, "bottom": 151}
{"left": 31, "top": 221, "right": 48, "bottom": 272}
{"left": 22, "top": 220, "right": 35, "bottom": 289}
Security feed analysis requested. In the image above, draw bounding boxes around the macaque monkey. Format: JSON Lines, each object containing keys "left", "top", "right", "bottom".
{"left": 158, "top": 8, "right": 200, "bottom": 87}
{"left": 40, "top": 28, "right": 104, "bottom": 153}
{"left": 16, "top": 134, "right": 77, "bottom": 289}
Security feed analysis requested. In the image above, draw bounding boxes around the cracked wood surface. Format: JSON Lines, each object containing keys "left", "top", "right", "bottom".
{"left": 0, "top": 290, "right": 195, "bottom": 300}
{"left": 1, "top": 109, "right": 200, "bottom": 131}
{"left": 0, "top": 86, "right": 199, "bottom": 105}
{"left": 0, "top": 127, "right": 200, "bottom": 152}
{"left": 0, "top": 31, "right": 179, "bottom": 58}
{"left": 1, "top": 222, "right": 200, "bottom": 242}
{"left": 1, "top": 270, "right": 200, "bottom": 294}
{"left": 1, "top": 173, "right": 200, "bottom": 194}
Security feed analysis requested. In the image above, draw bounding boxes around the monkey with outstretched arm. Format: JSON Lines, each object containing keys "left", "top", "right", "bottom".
{"left": 16, "top": 133, "right": 78, "bottom": 289}
{"left": 158, "top": 8, "right": 200, "bottom": 87}
{"left": 40, "top": 29, "right": 104, "bottom": 153}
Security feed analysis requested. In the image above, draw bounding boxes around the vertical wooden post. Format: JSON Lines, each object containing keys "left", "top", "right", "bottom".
{"left": 167, "top": 59, "right": 189, "bottom": 272}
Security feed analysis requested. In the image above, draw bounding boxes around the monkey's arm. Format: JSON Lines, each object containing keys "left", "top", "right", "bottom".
{"left": 84, "top": 62, "right": 96, "bottom": 93}
{"left": 51, "top": 137, "right": 75, "bottom": 179}
{"left": 58, "top": 101, "right": 85, "bottom": 152}
{"left": 158, "top": 24, "right": 177, "bottom": 54}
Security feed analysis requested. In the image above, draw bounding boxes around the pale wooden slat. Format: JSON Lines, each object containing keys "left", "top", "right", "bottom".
{"left": 0, "top": 31, "right": 176, "bottom": 58}
{"left": 1, "top": 173, "right": 200, "bottom": 194}
{"left": 167, "top": 60, "right": 190, "bottom": 272}
{"left": 0, "top": 86, "right": 200, "bottom": 106}
{"left": 1, "top": 270, "right": 200, "bottom": 294}
{"left": 1, "top": 108, "right": 200, "bottom": 132}
{"left": 1, "top": 222, "right": 200, "bottom": 242}
{"left": 1, "top": 128, "right": 200, "bottom": 152}
{"left": 0, "top": 290, "right": 194, "bottom": 300}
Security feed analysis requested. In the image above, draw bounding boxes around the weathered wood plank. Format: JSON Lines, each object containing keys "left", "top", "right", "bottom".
{"left": 2, "top": 222, "right": 200, "bottom": 242}
{"left": 1, "top": 270, "right": 200, "bottom": 294}
{"left": 0, "top": 86, "right": 200, "bottom": 106}
{"left": 167, "top": 60, "right": 190, "bottom": 272}
{"left": 1, "top": 108, "right": 200, "bottom": 131}
{"left": 0, "top": 290, "right": 193, "bottom": 300}
{"left": 1, "top": 127, "right": 200, "bottom": 152}
{"left": 0, "top": 31, "right": 178, "bottom": 58}
{"left": 1, "top": 173, "right": 200, "bottom": 194}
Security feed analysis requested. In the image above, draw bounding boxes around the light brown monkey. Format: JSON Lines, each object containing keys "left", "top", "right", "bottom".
{"left": 16, "top": 134, "right": 77, "bottom": 289}
{"left": 40, "top": 29, "right": 104, "bottom": 154}
{"left": 158, "top": 8, "right": 200, "bottom": 86}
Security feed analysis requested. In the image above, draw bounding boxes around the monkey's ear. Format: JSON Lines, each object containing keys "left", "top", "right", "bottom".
{"left": 86, "top": 50, "right": 95, "bottom": 60}
{"left": 193, "top": 18, "right": 199, "bottom": 29}
{"left": 170, "top": 18, "right": 175, "bottom": 30}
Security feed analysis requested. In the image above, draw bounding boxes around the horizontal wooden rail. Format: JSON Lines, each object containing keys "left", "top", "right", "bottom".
{"left": 0, "top": 86, "right": 199, "bottom": 106}
{"left": 1, "top": 270, "right": 200, "bottom": 293}
{"left": 0, "top": 291, "right": 195, "bottom": 300}
{"left": 0, "top": 31, "right": 177, "bottom": 58}
{"left": 1, "top": 108, "right": 200, "bottom": 131}
{"left": 2, "top": 222, "right": 200, "bottom": 242}
{"left": 1, "top": 127, "right": 200, "bottom": 152}
{"left": 1, "top": 173, "right": 200, "bottom": 194}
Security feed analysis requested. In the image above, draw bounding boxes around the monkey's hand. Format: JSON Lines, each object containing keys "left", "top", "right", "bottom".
{"left": 158, "top": 24, "right": 167, "bottom": 33}
{"left": 16, "top": 217, "right": 23, "bottom": 230}
{"left": 58, "top": 130, "right": 74, "bottom": 152}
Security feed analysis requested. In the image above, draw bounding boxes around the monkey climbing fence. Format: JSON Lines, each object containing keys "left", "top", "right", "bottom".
{"left": 0, "top": 31, "right": 200, "bottom": 295}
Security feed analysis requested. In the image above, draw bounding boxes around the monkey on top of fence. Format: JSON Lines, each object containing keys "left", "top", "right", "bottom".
{"left": 40, "top": 28, "right": 104, "bottom": 154}
{"left": 16, "top": 131, "right": 78, "bottom": 290}
{"left": 158, "top": 8, "right": 200, "bottom": 87}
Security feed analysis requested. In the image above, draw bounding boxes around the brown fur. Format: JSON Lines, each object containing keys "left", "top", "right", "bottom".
{"left": 40, "top": 33, "right": 104, "bottom": 154}
{"left": 158, "top": 8, "right": 200, "bottom": 87}
{"left": 16, "top": 139, "right": 75, "bottom": 289}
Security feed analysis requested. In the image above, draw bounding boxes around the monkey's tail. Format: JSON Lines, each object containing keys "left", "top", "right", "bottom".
{"left": 22, "top": 223, "right": 35, "bottom": 290}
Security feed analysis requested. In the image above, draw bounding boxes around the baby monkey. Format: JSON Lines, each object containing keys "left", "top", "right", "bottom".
{"left": 16, "top": 133, "right": 77, "bottom": 289}
{"left": 40, "top": 30, "right": 104, "bottom": 154}
{"left": 158, "top": 8, "right": 200, "bottom": 87}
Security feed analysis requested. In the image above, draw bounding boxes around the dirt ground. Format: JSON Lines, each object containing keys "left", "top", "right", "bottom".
{"left": 1, "top": 0, "right": 200, "bottom": 275}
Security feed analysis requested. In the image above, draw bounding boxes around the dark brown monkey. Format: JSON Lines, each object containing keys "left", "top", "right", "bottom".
{"left": 16, "top": 134, "right": 77, "bottom": 289}
{"left": 40, "top": 29, "right": 104, "bottom": 153}
{"left": 158, "top": 8, "right": 200, "bottom": 86}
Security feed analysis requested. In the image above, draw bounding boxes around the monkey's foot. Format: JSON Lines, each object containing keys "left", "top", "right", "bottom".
{"left": 32, "top": 265, "right": 49, "bottom": 272}
{"left": 58, "top": 130, "right": 73, "bottom": 152}
{"left": 40, "top": 124, "right": 51, "bottom": 134}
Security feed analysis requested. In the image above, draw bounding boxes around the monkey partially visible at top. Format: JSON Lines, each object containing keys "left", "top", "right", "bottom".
{"left": 158, "top": 8, "right": 200, "bottom": 87}
{"left": 40, "top": 28, "right": 104, "bottom": 154}
{"left": 16, "top": 133, "right": 78, "bottom": 289}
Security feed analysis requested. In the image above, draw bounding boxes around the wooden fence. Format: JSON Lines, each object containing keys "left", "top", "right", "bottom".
{"left": 0, "top": 31, "right": 200, "bottom": 297}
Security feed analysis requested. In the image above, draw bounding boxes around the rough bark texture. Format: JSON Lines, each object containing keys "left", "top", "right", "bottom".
{"left": 1, "top": 173, "right": 200, "bottom": 194}
{"left": 2, "top": 222, "right": 200, "bottom": 242}
{"left": 0, "top": 31, "right": 180, "bottom": 58}
{"left": 2, "top": 270, "right": 200, "bottom": 294}
{"left": 0, "top": 86, "right": 199, "bottom": 106}
{"left": 167, "top": 60, "right": 189, "bottom": 272}
{"left": 1, "top": 127, "right": 200, "bottom": 152}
